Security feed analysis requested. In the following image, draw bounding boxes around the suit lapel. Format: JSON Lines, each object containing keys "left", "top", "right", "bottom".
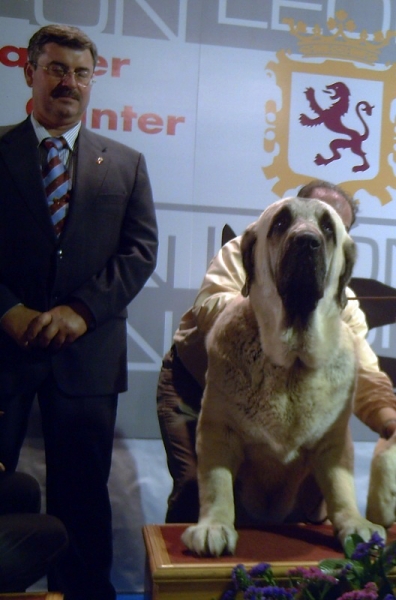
{"left": 0, "top": 119, "right": 56, "bottom": 241}
{"left": 74, "top": 127, "right": 109, "bottom": 206}
{"left": 61, "top": 127, "right": 110, "bottom": 239}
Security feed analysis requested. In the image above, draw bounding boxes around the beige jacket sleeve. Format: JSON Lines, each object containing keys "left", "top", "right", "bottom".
{"left": 174, "top": 237, "right": 245, "bottom": 386}
{"left": 192, "top": 237, "right": 245, "bottom": 335}
{"left": 344, "top": 293, "right": 396, "bottom": 434}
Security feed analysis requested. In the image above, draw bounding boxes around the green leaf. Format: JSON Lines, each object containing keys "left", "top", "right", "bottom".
{"left": 319, "top": 558, "right": 353, "bottom": 573}
{"left": 343, "top": 534, "right": 365, "bottom": 559}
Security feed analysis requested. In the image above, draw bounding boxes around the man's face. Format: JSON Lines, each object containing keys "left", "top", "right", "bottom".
{"left": 308, "top": 187, "right": 354, "bottom": 231}
{"left": 24, "top": 42, "right": 94, "bottom": 131}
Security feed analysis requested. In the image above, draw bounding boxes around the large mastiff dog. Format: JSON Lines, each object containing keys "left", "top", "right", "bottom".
{"left": 182, "top": 197, "right": 385, "bottom": 556}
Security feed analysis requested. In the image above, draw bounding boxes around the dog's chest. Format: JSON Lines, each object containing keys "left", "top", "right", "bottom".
{"left": 231, "top": 356, "right": 346, "bottom": 447}
{"left": 208, "top": 302, "right": 355, "bottom": 457}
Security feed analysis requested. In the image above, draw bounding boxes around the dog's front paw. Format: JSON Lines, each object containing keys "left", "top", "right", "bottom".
{"left": 181, "top": 522, "right": 238, "bottom": 557}
{"left": 336, "top": 516, "right": 386, "bottom": 548}
{"left": 366, "top": 438, "right": 396, "bottom": 528}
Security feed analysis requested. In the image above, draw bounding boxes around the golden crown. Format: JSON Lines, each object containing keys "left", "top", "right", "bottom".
{"left": 284, "top": 9, "right": 396, "bottom": 65}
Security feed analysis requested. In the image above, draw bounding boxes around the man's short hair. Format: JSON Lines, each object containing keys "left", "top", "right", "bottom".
{"left": 27, "top": 24, "right": 98, "bottom": 68}
{"left": 298, "top": 179, "right": 359, "bottom": 228}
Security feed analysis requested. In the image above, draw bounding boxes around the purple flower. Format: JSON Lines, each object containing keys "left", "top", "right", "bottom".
{"left": 249, "top": 563, "right": 272, "bottom": 578}
{"left": 351, "top": 545, "right": 370, "bottom": 561}
{"left": 288, "top": 565, "right": 337, "bottom": 585}
{"left": 369, "top": 532, "right": 386, "bottom": 548}
{"left": 232, "top": 564, "right": 252, "bottom": 591}
{"left": 243, "top": 585, "right": 296, "bottom": 599}
{"left": 351, "top": 533, "right": 385, "bottom": 561}
{"left": 338, "top": 581, "right": 378, "bottom": 600}
{"left": 340, "top": 562, "right": 354, "bottom": 577}
{"left": 221, "top": 589, "right": 237, "bottom": 600}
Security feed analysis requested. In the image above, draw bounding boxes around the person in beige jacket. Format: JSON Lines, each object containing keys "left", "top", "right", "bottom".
{"left": 157, "top": 180, "right": 396, "bottom": 523}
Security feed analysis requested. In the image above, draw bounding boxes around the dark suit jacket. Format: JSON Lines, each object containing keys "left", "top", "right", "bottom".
{"left": 0, "top": 118, "right": 158, "bottom": 395}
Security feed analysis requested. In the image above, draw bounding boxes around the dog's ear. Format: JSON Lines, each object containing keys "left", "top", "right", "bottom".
{"left": 241, "top": 226, "right": 257, "bottom": 297}
{"left": 337, "top": 237, "right": 357, "bottom": 308}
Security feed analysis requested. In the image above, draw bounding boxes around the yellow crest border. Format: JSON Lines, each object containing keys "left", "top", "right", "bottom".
{"left": 263, "top": 51, "right": 396, "bottom": 205}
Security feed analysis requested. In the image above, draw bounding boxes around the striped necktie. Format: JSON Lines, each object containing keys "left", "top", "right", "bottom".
{"left": 42, "top": 137, "right": 71, "bottom": 236}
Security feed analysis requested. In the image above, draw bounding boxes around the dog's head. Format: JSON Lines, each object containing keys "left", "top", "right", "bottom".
{"left": 241, "top": 197, "right": 356, "bottom": 325}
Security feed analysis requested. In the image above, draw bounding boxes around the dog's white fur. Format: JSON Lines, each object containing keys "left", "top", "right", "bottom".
{"left": 182, "top": 197, "right": 385, "bottom": 556}
{"left": 367, "top": 438, "right": 396, "bottom": 527}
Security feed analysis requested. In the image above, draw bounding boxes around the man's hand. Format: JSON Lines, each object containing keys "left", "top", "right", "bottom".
{"left": 23, "top": 304, "right": 89, "bottom": 351}
{"left": 0, "top": 305, "right": 44, "bottom": 349}
{"left": 381, "top": 419, "right": 396, "bottom": 440}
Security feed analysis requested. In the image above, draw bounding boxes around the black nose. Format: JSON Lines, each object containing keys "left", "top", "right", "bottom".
{"left": 293, "top": 232, "right": 321, "bottom": 250}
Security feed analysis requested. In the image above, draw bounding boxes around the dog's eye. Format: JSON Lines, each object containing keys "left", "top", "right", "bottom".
{"left": 320, "top": 213, "right": 336, "bottom": 239}
{"left": 269, "top": 208, "right": 292, "bottom": 237}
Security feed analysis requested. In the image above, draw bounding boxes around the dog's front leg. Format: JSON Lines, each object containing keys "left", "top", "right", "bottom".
{"left": 366, "top": 436, "right": 396, "bottom": 528}
{"left": 182, "top": 417, "right": 242, "bottom": 556}
{"left": 313, "top": 427, "right": 386, "bottom": 547}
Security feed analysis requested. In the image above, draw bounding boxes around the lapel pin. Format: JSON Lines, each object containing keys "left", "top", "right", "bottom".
{"left": 96, "top": 157, "right": 104, "bottom": 164}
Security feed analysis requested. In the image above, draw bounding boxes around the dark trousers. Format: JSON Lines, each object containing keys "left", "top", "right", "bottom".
{"left": 0, "top": 372, "right": 118, "bottom": 600}
{"left": 0, "top": 471, "right": 68, "bottom": 593}
{"left": 156, "top": 346, "right": 203, "bottom": 523}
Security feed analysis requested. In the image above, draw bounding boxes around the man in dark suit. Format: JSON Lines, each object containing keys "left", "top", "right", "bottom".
{"left": 0, "top": 24, "right": 158, "bottom": 600}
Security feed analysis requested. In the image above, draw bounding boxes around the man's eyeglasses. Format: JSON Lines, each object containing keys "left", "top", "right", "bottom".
{"left": 31, "top": 62, "right": 95, "bottom": 88}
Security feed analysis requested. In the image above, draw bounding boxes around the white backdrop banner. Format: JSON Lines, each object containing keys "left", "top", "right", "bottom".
{"left": 1, "top": 0, "right": 396, "bottom": 439}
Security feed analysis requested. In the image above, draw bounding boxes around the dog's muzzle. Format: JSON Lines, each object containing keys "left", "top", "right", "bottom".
{"left": 276, "top": 231, "right": 326, "bottom": 325}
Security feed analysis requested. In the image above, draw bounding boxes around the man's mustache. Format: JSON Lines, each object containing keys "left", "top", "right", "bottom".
{"left": 51, "top": 87, "right": 81, "bottom": 101}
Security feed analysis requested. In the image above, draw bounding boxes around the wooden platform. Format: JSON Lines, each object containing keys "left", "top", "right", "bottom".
{"left": 143, "top": 523, "right": 396, "bottom": 600}
{"left": 0, "top": 594, "right": 63, "bottom": 599}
